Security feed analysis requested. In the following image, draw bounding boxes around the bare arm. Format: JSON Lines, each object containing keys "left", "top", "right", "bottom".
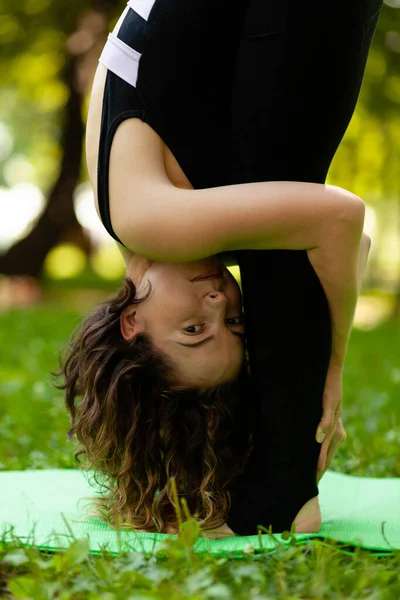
{"left": 306, "top": 214, "right": 365, "bottom": 370}
{"left": 312, "top": 230, "right": 370, "bottom": 371}
{"left": 321, "top": 231, "right": 370, "bottom": 367}
{"left": 114, "top": 179, "right": 363, "bottom": 260}
{"left": 314, "top": 231, "right": 371, "bottom": 454}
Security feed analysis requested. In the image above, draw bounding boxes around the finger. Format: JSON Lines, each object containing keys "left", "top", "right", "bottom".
{"left": 323, "top": 431, "right": 342, "bottom": 471}
{"left": 316, "top": 401, "right": 342, "bottom": 443}
{"left": 317, "top": 416, "right": 342, "bottom": 470}
{"left": 317, "top": 428, "right": 335, "bottom": 470}
{"left": 317, "top": 421, "right": 346, "bottom": 475}
{"left": 320, "top": 398, "right": 342, "bottom": 433}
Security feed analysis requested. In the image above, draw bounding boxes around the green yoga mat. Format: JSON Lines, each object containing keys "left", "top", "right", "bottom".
{"left": 1, "top": 469, "right": 399, "bottom": 557}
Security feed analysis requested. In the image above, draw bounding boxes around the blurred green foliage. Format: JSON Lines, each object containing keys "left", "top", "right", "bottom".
{"left": 328, "top": 4, "right": 400, "bottom": 199}
{"left": 0, "top": 1, "right": 399, "bottom": 286}
{"left": 0, "top": 1, "right": 399, "bottom": 193}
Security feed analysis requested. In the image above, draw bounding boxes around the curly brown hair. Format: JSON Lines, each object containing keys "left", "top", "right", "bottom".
{"left": 53, "top": 276, "right": 256, "bottom": 535}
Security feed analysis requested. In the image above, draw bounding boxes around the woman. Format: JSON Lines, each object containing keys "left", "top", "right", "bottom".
{"left": 57, "top": 0, "right": 378, "bottom": 538}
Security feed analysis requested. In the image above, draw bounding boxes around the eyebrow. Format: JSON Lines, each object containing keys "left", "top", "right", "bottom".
{"left": 176, "top": 330, "right": 245, "bottom": 348}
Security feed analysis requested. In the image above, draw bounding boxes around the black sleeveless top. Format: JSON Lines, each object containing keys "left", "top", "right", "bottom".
{"left": 96, "top": 0, "right": 246, "bottom": 248}
{"left": 97, "top": 7, "right": 147, "bottom": 247}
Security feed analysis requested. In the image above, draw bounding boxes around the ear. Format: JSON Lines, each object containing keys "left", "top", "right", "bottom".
{"left": 120, "top": 306, "right": 144, "bottom": 341}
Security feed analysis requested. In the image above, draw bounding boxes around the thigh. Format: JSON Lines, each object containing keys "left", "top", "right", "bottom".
{"left": 229, "top": 0, "right": 383, "bottom": 185}
{"left": 226, "top": 250, "right": 332, "bottom": 534}
{"left": 226, "top": 0, "right": 383, "bottom": 534}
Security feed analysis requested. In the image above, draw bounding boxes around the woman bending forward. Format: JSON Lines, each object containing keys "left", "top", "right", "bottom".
{"left": 57, "top": 0, "right": 372, "bottom": 539}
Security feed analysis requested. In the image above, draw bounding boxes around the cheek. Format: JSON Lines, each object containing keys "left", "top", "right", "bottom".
{"left": 227, "top": 347, "right": 246, "bottom": 382}
{"left": 158, "top": 281, "right": 191, "bottom": 322}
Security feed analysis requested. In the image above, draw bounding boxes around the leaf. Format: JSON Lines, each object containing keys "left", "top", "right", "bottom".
{"left": 179, "top": 518, "right": 200, "bottom": 547}
{"left": 155, "top": 537, "right": 187, "bottom": 561}
{"left": 63, "top": 537, "right": 90, "bottom": 567}
{"left": 8, "top": 576, "right": 42, "bottom": 599}
{"left": 94, "top": 558, "right": 114, "bottom": 582}
{"left": 119, "top": 570, "right": 153, "bottom": 589}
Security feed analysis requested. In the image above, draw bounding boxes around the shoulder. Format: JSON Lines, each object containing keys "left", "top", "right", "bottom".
{"left": 85, "top": 64, "right": 109, "bottom": 218}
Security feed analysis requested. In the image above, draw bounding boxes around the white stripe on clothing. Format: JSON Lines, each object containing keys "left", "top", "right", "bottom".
{"left": 98, "top": 33, "right": 141, "bottom": 88}
{"left": 127, "top": 0, "right": 156, "bottom": 22}
{"left": 98, "top": 0, "right": 157, "bottom": 88}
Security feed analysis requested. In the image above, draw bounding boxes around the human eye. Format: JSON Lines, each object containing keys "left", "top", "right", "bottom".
{"left": 225, "top": 316, "right": 244, "bottom": 326}
{"left": 183, "top": 324, "right": 205, "bottom": 334}
{"left": 183, "top": 316, "right": 244, "bottom": 335}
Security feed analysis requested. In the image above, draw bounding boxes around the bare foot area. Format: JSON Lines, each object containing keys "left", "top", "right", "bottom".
{"left": 293, "top": 496, "right": 322, "bottom": 533}
{"left": 199, "top": 498, "right": 322, "bottom": 538}
{"left": 166, "top": 503, "right": 321, "bottom": 539}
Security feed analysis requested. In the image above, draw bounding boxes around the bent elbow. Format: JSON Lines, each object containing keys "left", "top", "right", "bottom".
{"left": 346, "top": 190, "right": 365, "bottom": 222}
{"left": 332, "top": 187, "right": 365, "bottom": 232}
{"left": 349, "top": 195, "right": 366, "bottom": 228}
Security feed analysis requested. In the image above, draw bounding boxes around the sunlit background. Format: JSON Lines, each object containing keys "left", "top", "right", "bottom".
{"left": 2, "top": 8, "right": 400, "bottom": 583}
{"left": 0, "top": 0, "right": 399, "bottom": 327}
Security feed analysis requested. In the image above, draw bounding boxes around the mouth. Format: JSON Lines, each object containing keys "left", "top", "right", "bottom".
{"left": 192, "top": 269, "right": 223, "bottom": 282}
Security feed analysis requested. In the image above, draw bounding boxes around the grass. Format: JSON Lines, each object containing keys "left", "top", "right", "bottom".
{"left": 0, "top": 296, "right": 400, "bottom": 599}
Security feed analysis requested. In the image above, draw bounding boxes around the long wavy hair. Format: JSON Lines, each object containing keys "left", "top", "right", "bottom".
{"left": 53, "top": 276, "right": 256, "bottom": 534}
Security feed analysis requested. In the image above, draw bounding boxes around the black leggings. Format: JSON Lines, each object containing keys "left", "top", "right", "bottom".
{"left": 225, "top": 0, "right": 382, "bottom": 534}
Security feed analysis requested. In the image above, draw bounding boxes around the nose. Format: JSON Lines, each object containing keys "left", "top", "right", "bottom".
{"left": 204, "top": 290, "right": 228, "bottom": 309}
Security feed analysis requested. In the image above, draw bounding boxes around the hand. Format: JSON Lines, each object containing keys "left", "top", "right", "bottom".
{"left": 316, "top": 417, "right": 347, "bottom": 484}
{"left": 316, "top": 362, "right": 345, "bottom": 479}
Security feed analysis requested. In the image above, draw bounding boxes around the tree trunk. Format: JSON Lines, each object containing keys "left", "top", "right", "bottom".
{"left": 0, "top": 0, "right": 119, "bottom": 278}
{"left": 0, "top": 57, "right": 85, "bottom": 277}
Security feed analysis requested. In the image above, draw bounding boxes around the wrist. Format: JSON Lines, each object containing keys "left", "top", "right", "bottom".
{"left": 329, "top": 286, "right": 359, "bottom": 371}
{"left": 328, "top": 354, "right": 345, "bottom": 372}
